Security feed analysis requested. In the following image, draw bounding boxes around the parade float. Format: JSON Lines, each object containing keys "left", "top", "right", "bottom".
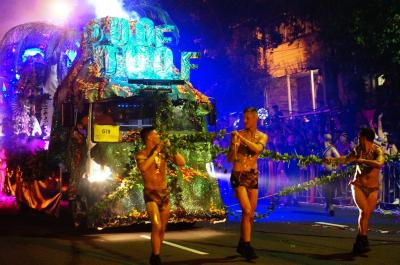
{"left": 0, "top": 16, "right": 226, "bottom": 229}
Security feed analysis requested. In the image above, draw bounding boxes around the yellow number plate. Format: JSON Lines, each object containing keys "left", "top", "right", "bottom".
{"left": 93, "top": 125, "right": 120, "bottom": 142}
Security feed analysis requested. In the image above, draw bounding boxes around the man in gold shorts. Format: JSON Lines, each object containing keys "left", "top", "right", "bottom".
{"left": 325, "top": 128, "right": 384, "bottom": 254}
{"left": 228, "top": 107, "right": 268, "bottom": 260}
{"left": 136, "top": 127, "right": 185, "bottom": 265}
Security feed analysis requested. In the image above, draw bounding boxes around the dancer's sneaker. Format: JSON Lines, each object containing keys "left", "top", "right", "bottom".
{"left": 243, "top": 243, "right": 258, "bottom": 260}
{"left": 361, "top": 235, "right": 370, "bottom": 251}
{"left": 236, "top": 241, "right": 245, "bottom": 256}
{"left": 149, "top": 254, "right": 162, "bottom": 265}
{"left": 352, "top": 235, "right": 369, "bottom": 254}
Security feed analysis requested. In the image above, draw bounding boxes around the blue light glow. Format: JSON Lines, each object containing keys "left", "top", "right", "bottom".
{"left": 85, "top": 17, "right": 181, "bottom": 81}
{"left": 22, "top": 48, "right": 44, "bottom": 62}
{"left": 66, "top": 49, "right": 77, "bottom": 63}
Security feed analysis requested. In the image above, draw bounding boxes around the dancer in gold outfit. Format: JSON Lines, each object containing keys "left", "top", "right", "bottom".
{"left": 228, "top": 107, "right": 268, "bottom": 260}
{"left": 136, "top": 127, "right": 185, "bottom": 265}
{"left": 325, "top": 128, "right": 384, "bottom": 253}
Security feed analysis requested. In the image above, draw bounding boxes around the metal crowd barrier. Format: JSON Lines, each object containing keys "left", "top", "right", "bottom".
{"left": 381, "top": 161, "right": 400, "bottom": 207}
{"left": 257, "top": 159, "right": 400, "bottom": 208}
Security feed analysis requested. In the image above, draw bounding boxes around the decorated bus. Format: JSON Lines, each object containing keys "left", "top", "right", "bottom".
{"left": 0, "top": 17, "right": 226, "bottom": 229}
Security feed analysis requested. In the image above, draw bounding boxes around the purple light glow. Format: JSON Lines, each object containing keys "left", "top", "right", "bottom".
{"left": 47, "top": 0, "right": 76, "bottom": 25}
{"left": 87, "top": 0, "right": 130, "bottom": 19}
{"left": 0, "top": 0, "right": 95, "bottom": 40}
{"left": 0, "top": 148, "right": 6, "bottom": 194}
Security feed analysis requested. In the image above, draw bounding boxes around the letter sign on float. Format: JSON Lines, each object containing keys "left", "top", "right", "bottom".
{"left": 94, "top": 125, "right": 120, "bottom": 142}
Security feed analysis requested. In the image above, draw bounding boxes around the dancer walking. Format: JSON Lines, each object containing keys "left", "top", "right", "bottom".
{"left": 228, "top": 107, "right": 268, "bottom": 260}
{"left": 136, "top": 127, "right": 185, "bottom": 265}
{"left": 325, "top": 128, "right": 384, "bottom": 254}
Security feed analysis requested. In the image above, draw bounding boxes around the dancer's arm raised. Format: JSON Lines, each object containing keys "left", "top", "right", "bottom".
{"left": 233, "top": 131, "right": 267, "bottom": 155}
{"left": 227, "top": 132, "right": 240, "bottom": 162}
{"left": 355, "top": 147, "right": 384, "bottom": 169}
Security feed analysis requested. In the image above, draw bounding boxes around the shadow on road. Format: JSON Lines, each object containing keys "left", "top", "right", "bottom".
{"left": 255, "top": 229, "right": 400, "bottom": 245}
{"left": 163, "top": 255, "right": 246, "bottom": 265}
{"left": 0, "top": 204, "right": 201, "bottom": 238}
{"left": 307, "top": 251, "right": 359, "bottom": 262}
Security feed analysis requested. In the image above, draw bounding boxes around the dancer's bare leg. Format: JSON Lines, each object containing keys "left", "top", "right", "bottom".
{"left": 352, "top": 187, "right": 378, "bottom": 235}
{"left": 235, "top": 187, "right": 258, "bottom": 242}
{"left": 146, "top": 202, "right": 162, "bottom": 255}
{"left": 159, "top": 204, "right": 170, "bottom": 243}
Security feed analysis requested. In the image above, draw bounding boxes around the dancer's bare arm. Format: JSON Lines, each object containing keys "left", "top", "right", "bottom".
{"left": 171, "top": 152, "right": 185, "bottom": 167}
{"left": 332, "top": 147, "right": 341, "bottom": 158}
{"left": 355, "top": 148, "right": 384, "bottom": 169}
{"left": 233, "top": 131, "right": 267, "bottom": 154}
{"left": 136, "top": 145, "right": 163, "bottom": 171}
{"left": 227, "top": 133, "right": 240, "bottom": 162}
{"left": 325, "top": 152, "right": 356, "bottom": 165}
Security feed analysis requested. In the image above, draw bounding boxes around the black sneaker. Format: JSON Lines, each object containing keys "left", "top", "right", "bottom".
{"left": 236, "top": 241, "right": 245, "bottom": 257}
{"left": 360, "top": 235, "right": 370, "bottom": 251}
{"left": 363, "top": 236, "right": 370, "bottom": 247}
{"left": 243, "top": 243, "right": 258, "bottom": 260}
{"left": 149, "top": 254, "right": 162, "bottom": 265}
{"left": 352, "top": 235, "right": 368, "bottom": 254}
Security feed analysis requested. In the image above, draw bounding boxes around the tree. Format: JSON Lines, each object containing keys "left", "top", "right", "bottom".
{"left": 268, "top": 0, "right": 400, "bottom": 87}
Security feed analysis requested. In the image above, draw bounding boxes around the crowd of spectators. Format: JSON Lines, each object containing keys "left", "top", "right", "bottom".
{"left": 215, "top": 96, "right": 400, "bottom": 206}
{"left": 218, "top": 97, "right": 399, "bottom": 160}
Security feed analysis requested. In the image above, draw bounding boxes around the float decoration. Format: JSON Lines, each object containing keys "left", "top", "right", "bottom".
{"left": 56, "top": 16, "right": 225, "bottom": 228}
{"left": 57, "top": 17, "right": 210, "bottom": 106}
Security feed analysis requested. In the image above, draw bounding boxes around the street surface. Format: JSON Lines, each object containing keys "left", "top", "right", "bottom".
{"left": 0, "top": 196, "right": 399, "bottom": 265}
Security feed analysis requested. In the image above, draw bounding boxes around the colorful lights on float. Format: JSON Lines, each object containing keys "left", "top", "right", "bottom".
{"left": 22, "top": 48, "right": 45, "bottom": 63}
{"left": 82, "top": 16, "right": 199, "bottom": 87}
{"left": 65, "top": 50, "right": 78, "bottom": 67}
{"left": 206, "top": 162, "right": 216, "bottom": 178}
{"left": 88, "top": 161, "right": 113, "bottom": 183}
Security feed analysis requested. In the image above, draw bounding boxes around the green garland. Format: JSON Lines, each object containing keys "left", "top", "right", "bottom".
{"left": 384, "top": 153, "right": 400, "bottom": 163}
{"left": 228, "top": 166, "right": 355, "bottom": 219}
{"left": 153, "top": 100, "right": 400, "bottom": 166}
{"left": 88, "top": 97, "right": 400, "bottom": 222}
{"left": 88, "top": 128, "right": 400, "bottom": 221}
{"left": 160, "top": 129, "right": 400, "bottom": 220}
{"left": 278, "top": 166, "right": 354, "bottom": 196}
{"left": 163, "top": 130, "right": 400, "bottom": 166}
{"left": 81, "top": 98, "right": 400, "bottom": 221}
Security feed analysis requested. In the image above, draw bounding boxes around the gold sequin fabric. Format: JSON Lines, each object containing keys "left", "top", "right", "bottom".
{"left": 230, "top": 170, "right": 259, "bottom": 189}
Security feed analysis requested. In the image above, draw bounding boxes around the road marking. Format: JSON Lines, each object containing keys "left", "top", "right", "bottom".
{"left": 140, "top": 235, "right": 209, "bottom": 255}
{"left": 314, "top": 222, "right": 349, "bottom": 228}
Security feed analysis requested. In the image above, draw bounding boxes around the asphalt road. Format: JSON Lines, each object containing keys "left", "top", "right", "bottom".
{"left": 0, "top": 197, "right": 399, "bottom": 265}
